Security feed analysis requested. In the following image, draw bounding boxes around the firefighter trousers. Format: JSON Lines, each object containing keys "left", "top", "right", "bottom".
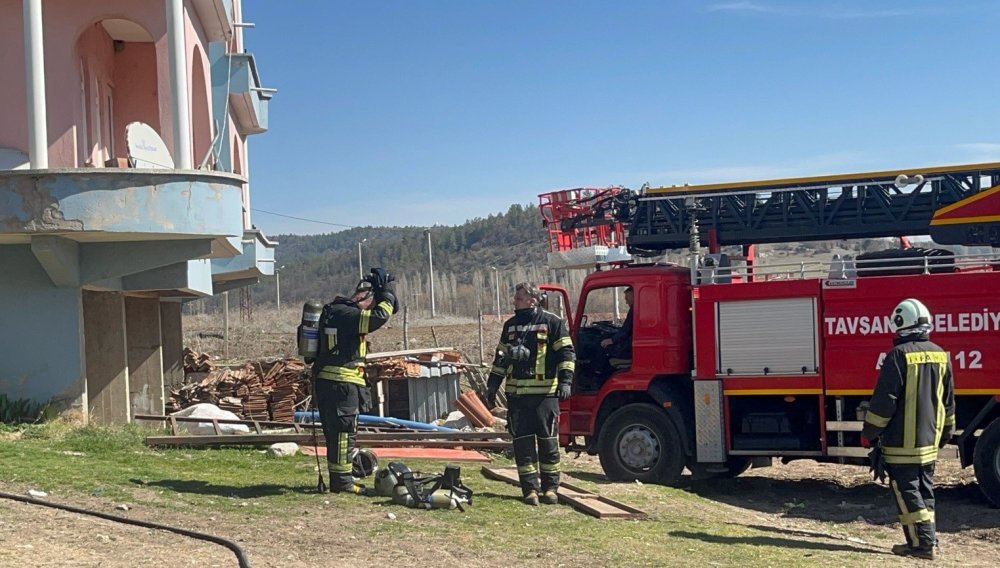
{"left": 886, "top": 462, "right": 936, "bottom": 549}
{"left": 507, "top": 395, "right": 561, "bottom": 495}
{"left": 315, "top": 378, "right": 364, "bottom": 491}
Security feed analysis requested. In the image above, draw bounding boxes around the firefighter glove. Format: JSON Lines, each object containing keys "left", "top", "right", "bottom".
{"left": 556, "top": 383, "right": 572, "bottom": 401}
{"left": 939, "top": 427, "right": 953, "bottom": 449}
{"left": 868, "top": 445, "right": 887, "bottom": 484}
{"left": 486, "top": 387, "right": 498, "bottom": 409}
{"left": 860, "top": 435, "right": 872, "bottom": 449}
{"left": 368, "top": 267, "right": 393, "bottom": 291}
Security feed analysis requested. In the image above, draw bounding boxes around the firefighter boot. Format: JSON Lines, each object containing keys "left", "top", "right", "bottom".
{"left": 541, "top": 489, "right": 559, "bottom": 505}
{"left": 891, "top": 543, "right": 935, "bottom": 560}
{"left": 332, "top": 483, "right": 370, "bottom": 496}
{"left": 523, "top": 490, "right": 539, "bottom": 506}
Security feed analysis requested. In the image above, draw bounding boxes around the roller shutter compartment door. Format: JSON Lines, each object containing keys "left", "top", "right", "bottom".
{"left": 716, "top": 298, "right": 818, "bottom": 376}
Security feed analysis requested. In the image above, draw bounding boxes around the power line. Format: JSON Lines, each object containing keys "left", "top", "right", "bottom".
{"left": 250, "top": 208, "right": 357, "bottom": 228}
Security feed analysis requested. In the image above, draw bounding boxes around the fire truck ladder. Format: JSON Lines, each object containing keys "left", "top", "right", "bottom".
{"left": 627, "top": 161, "right": 1000, "bottom": 254}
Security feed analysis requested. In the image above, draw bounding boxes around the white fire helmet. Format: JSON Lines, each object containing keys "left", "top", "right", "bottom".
{"left": 890, "top": 298, "right": 931, "bottom": 333}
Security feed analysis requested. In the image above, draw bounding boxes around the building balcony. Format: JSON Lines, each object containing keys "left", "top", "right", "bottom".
{"left": 0, "top": 169, "right": 246, "bottom": 296}
{"left": 229, "top": 53, "right": 271, "bottom": 135}
{"left": 191, "top": 0, "right": 234, "bottom": 43}
{"left": 211, "top": 229, "right": 277, "bottom": 293}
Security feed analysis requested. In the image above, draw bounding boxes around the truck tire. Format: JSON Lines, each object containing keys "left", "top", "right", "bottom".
{"left": 974, "top": 417, "right": 1000, "bottom": 507}
{"left": 598, "top": 403, "right": 685, "bottom": 485}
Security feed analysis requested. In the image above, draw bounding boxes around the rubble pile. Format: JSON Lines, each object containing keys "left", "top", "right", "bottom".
{"left": 170, "top": 348, "right": 309, "bottom": 422}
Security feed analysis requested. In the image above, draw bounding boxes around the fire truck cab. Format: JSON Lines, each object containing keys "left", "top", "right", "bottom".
{"left": 552, "top": 258, "right": 1000, "bottom": 507}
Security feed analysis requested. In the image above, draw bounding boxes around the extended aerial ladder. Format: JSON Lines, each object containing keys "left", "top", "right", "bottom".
{"left": 626, "top": 161, "right": 1000, "bottom": 253}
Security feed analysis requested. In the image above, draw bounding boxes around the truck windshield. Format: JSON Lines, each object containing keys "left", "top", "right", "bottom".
{"left": 581, "top": 286, "right": 630, "bottom": 327}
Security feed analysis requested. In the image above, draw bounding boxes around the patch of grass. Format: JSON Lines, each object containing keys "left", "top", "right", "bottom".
{"left": 0, "top": 425, "right": 914, "bottom": 566}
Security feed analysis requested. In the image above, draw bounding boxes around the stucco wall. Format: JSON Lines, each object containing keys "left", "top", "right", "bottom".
{"left": 0, "top": 245, "right": 84, "bottom": 407}
{"left": 0, "top": 0, "right": 216, "bottom": 169}
{"left": 111, "top": 42, "right": 160, "bottom": 157}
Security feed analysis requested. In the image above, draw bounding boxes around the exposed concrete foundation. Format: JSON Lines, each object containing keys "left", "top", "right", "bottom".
{"left": 160, "top": 301, "right": 184, "bottom": 391}
{"left": 125, "top": 297, "right": 164, "bottom": 417}
{"left": 83, "top": 291, "right": 129, "bottom": 425}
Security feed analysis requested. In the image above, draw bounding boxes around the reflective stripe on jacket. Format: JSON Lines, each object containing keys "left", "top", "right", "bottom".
{"left": 314, "top": 295, "right": 395, "bottom": 386}
{"left": 486, "top": 308, "right": 575, "bottom": 397}
{"left": 862, "top": 338, "right": 956, "bottom": 465}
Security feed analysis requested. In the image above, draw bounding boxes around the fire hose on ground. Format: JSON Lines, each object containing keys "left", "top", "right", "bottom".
{"left": 0, "top": 490, "right": 251, "bottom": 568}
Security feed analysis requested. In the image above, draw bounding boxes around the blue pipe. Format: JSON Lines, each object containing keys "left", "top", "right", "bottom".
{"left": 294, "top": 411, "right": 459, "bottom": 432}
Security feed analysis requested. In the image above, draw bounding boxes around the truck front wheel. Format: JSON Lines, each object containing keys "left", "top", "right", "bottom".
{"left": 973, "top": 417, "right": 1000, "bottom": 507}
{"left": 598, "top": 403, "right": 685, "bottom": 485}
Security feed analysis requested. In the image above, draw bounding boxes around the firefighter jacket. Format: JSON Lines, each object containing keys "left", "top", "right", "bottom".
{"left": 486, "top": 307, "right": 575, "bottom": 397}
{"left": 862, "top": 336, "right": 956, "bottom": 465}
{"left": 314, "top": 292, "right": 396, "bottom": 386}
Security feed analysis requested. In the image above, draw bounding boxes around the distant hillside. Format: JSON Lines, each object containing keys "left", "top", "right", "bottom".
{"left": 196, "top": 203, "right": 556, "bottom": 318}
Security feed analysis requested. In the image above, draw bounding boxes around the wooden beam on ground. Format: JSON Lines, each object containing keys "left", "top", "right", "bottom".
{"left": 480, "top": 466, "right": 646, "bottom": 519}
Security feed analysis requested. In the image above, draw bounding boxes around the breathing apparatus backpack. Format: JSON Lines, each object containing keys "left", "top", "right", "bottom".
{"left": 374, "top": 462, "right": 473, "bottom": 511}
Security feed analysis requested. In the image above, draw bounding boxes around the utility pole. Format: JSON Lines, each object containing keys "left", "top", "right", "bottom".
{"left": 357, "top": 238, "right": 366, "bottom": 279}
{"left": 223, "top": 291, "right": 230, "bottom": 360}
{"left": 425, "top": 229, "right": 436, "bottom": 318}
{"left": 491, "top": 266, "right": 501, "bottom": 322}
{"left": 275, "top": 265, "right": 285, "bottom": 312}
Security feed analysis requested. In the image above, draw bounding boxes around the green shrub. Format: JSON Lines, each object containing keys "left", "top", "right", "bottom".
{"left": 0, "top": 393, "right": 55, "bottom": 424}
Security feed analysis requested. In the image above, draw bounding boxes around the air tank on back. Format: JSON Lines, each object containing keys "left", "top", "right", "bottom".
{"left": 297, "top": 300, "right": 324, "bottom": 360}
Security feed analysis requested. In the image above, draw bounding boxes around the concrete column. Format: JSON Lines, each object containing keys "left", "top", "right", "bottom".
{"left": 23, "top": 0, "right": 48, "bottom": 168}
{"left": 160, "top": 301, "right": 184, "bottom": 391}
{"left": 83, "top": 291, "right": 129, "bottom": 425}
{"left": 166, "top": 0, "right": 193, "bottom": 169}
{"left": 125, "top": 297, "right": 164, "bottom": 416}
{"left": 242, "top": 140, "right": 251, "bottom": 228}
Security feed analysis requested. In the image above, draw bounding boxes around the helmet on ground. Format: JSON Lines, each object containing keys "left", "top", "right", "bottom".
{"left": 891, "top": 298, "right": 931, "bottom": 333}
{"left": 351, "top": 447, "right": 378, "bottom": 478}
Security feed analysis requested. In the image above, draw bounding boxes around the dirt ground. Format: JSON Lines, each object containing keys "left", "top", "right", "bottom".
{"left": 1, "top": 456, "right": 998, "bottom": 567}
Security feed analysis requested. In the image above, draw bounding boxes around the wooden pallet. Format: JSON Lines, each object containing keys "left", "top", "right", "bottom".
{"left": 480, "top": 466, "right": 646, "bottom": 519}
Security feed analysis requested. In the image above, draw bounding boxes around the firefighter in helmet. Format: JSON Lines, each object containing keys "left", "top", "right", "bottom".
{"left": 313, "top": 268, "right": 398, "bottom": 494}
{"left": 862, "top": 298, "right": 955, "bottom": 560}
{"left": 486, "top": 282, "right": 575, "bottom": 505}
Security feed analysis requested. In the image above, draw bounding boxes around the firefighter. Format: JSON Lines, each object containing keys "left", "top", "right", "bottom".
{"left": 313, "top": 268, "right": 398, "bottom": 494}
{"left": 485, "top": 282, "right": 575, "bottom": 505}
{"left": 861, "top": 298, "right": 955, "bottom": 560}
{"left": 600, "top": 286, "right": 634, "bottom": 369}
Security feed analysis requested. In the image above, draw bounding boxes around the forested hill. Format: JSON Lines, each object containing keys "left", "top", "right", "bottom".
{"left": 251, "top": 203, "right": 555, "bottom": 318}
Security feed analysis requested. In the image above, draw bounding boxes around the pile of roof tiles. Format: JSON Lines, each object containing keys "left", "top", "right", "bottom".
{"left": 170, "top": 349, "right": 309, "bottom": 422}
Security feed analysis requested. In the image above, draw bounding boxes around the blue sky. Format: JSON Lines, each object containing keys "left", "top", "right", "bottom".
{"left": 243, "top": 0, "right": 1000, "bottom": 235}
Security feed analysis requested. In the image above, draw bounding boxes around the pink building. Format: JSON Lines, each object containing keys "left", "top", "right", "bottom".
{"left": 0, "top": 0, "right": 275, "bottom": 425}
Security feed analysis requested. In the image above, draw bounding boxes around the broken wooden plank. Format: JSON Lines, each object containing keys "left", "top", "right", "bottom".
{"left": 480, "top": 466, "right": 646, "bottom": 519}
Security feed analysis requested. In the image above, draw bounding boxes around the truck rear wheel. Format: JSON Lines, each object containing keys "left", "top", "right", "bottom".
{"left": 973, "top": 417, "right": 1000, "bottom": 507}
{"left": 598, "top": 403, "right": 685, "bottom": 485}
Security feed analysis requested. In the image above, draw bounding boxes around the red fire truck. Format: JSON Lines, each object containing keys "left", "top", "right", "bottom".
{"left": 539, "top": 162, "right": 1000, "bottom": 506}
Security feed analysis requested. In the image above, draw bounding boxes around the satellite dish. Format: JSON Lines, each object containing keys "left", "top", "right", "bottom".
{"left": 125, "top": 122, "right": 174, "bottom": 169}
{"left": 0, "top": 148, "right": 30, "bottom": 170}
